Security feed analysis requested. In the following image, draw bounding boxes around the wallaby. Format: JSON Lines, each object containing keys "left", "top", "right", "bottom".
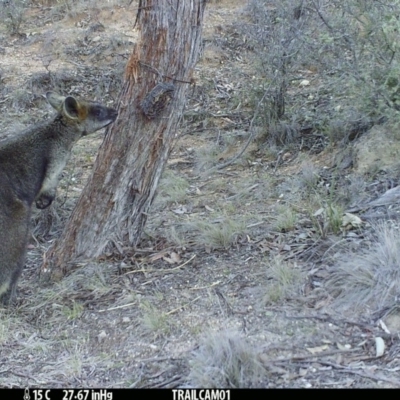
{"left": 0, "top": 92, "right": 118, "bottom": 305}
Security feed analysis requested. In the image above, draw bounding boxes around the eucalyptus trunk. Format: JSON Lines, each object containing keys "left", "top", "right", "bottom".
{"left": 43, "top": 0, "right": 206, "bottom": 278}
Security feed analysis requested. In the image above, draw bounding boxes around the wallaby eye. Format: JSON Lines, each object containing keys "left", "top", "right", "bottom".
{"left": 92, "top": 107, "right": 104, "bottom": 119}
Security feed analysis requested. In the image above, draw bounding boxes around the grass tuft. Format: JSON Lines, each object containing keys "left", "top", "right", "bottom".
{"left": 186, "top": 330, "right": 266, "bottom": 388}
{"left": 188, "top": 218, "right": 247, "bottom": 250}
{"left": 326, "top": 222, "right": 400, "bottom": 313}
{"left": 158, "top": 170, "right": 190, "bottom": 205}
{"left": 264, "top": 256, "right": 304, "bottom": 304}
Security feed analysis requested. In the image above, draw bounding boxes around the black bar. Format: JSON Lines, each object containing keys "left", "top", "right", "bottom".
{"left": 0, "top": 388, "right": 386, "bottom": 399}
{"left": 0, "top": 389, "right": 239, "bottom": 400}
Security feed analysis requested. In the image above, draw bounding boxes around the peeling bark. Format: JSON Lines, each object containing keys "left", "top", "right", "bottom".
{"left": 42, "top": 0, "right": 206, "bottom": 278}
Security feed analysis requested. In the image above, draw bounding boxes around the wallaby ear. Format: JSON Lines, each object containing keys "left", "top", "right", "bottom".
{"left": 63, "top": 96, "right": 80, "bottom": 120}
{"left": 46, "top": 92, "right": 66, "bottom": 112}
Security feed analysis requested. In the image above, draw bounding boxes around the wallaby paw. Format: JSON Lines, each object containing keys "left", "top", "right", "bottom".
{"left": 35, "top": 194, "right": 54, "bottom": 209}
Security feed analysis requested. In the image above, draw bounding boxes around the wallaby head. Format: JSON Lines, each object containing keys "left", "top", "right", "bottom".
{"left": 46, "top": 92, "right": 118, "bottom": 136}
{"left": 0, "top": 91, "right": 118, "bottom": 306}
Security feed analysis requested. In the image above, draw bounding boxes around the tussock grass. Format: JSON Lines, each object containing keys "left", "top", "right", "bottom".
{"left": 226, "top": 175, "right": 272, "bottom": 205}
{"left": 140, "top": 300, "right": 171, "bottom": 337}
{"left": 25, "top": 263, "right": 117, "bottom": 314}
{"left": 326, "top": 222, "right": 400, "bottom": 312}
{"left": 274, "top": 204, "right": 298, "bottom": 233}
{"left": 158, "top": 170, "right": 190, "bottom": 205}
{"left": 264, "top": 256, "right": 304, "bottom": 304}
{"left": 297, "top": 162, "right": 321, "bottom": 192}
{"left": 62, "top": 301, "right": 84, "bottom": 320}
{"left": 304, "top": 192, "right": 345, "bottom": 237}
{"left": 165, "top": 225, "right": 190, "bottom": 248}
{"left": 335, "top": 174, "right": 367, "bottom": 207}
{"left": 186, "top": 330, "right": 266, "bottom": 388}
{"left": 194, "top": 142, "right": 221, "bottom": 172}
{"left": 188, "top": 218, "right": 247, "bottom": 250}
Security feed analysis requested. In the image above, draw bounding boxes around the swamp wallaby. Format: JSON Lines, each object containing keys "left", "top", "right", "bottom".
{"left": 0, "top": 92, "right": 118, "bottom": 305}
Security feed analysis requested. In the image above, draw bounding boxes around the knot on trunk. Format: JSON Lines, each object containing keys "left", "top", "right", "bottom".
{"left": 140, "top": 82, "right": 175, "bottom": 119}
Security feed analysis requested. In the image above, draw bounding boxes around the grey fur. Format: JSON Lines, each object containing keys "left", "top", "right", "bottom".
{"left": 0, "top": 92, "right": 118, "bottom": 305}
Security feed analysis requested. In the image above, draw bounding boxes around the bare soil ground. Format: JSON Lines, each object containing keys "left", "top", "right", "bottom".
{"left": 0, "top": 0, "right": 400, "bottom": 388}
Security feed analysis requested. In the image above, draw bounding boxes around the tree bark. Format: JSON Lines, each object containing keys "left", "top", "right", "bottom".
{"left": 42, "top": 0, "right": 206, "bottom": 278}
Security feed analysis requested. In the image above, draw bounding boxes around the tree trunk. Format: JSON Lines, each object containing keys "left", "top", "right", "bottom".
{"left": 42, "top": 0, "right": 206, "bottom": 278}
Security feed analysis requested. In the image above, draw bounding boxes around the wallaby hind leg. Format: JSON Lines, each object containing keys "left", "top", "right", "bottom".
{"left": 0, "top": 197, "right": 30, "bottom": 306}
{"left": 1, "top": 278, "right": 18, "bottom": 306}
{"left": 0, "top": 255, "right": 26, "bottom": 306}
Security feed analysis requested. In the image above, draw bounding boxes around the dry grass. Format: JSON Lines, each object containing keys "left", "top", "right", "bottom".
{"left": 264, "top": 256, "right": 304, "bottom": 304}
{"left": 186, "top": 330, "right": 266, "bottom": 388}
{"left": 273, "top": 204, "right": 298, "bottom": 233}
{"left": 326, "top": 222, "right": 400, "bottom": 313}
{"left": 297, "top": 162, "right": 321, "bottom": 192}
{"left": 158, "top": 170, "right": 190, "bottom": 206}
{"left": 194, "top": 142, "right": 221, "bottom": 172}
{"left": 0, "top": 0, "right": 25, "bottom": 35}
{"left": 187, "top": 217, "right": 248, "bottom": 250}
{"left": 140, "top": 299, "right": 172, "bottom": 337}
